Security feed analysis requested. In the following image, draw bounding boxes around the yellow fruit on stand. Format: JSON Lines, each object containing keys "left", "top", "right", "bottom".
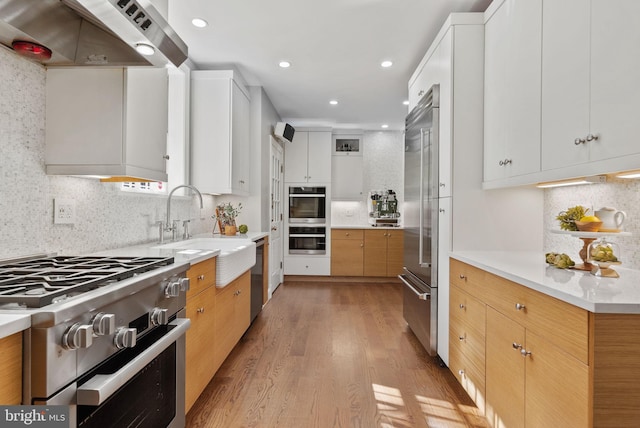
{"left": 580, "top": 215, "right": 601, "bottom": 222}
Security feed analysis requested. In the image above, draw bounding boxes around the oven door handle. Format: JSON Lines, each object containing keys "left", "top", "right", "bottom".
{"left": 288, "top": 194, "right": 326, "bottom": 197}
{"left": 76, "top": 318, "right": 191, "bottom": 406}
{"left": 289, "top": 234, "right": 326, "bottom": 238}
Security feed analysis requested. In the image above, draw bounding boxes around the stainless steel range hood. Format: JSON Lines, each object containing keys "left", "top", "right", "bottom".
{"left": 0, "top": 0, "right": 187, "bottom": 67}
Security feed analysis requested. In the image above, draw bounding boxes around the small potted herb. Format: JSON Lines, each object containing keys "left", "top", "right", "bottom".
{"left": 213, "top": 202, "right": 243, "bottom": 235}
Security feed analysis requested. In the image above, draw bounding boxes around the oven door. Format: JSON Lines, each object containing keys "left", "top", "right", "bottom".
{"left": 50, "top": 318, "right": 190, "bottom": 428}
{"left": 289, "top": 226, "right": 326, "bottom": 255}
{"left": 289, "top": 187, "right": 326, "bottom": 223}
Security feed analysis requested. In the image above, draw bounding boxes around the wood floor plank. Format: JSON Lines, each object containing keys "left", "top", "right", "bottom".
{"left": 186, "top": 281, "right": 488, "bottom": 428}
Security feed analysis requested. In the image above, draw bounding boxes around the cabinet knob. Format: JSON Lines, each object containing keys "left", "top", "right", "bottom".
{"left": 459, "top": 303, "right": 465, "bottom": 309}
{"left": 197, "top": 274, "right": 205, "bottom": 280}
{"left": 196, "top": 307, "right": 205, "bottom": 313}
{"left": 586, "top": 133, "right": 599, "bottom": 142}
{"left": 459, "top": 335, "right": 465, "bottom": 341}
{"left": 459, "top": 274, "right": 466, "bottom": 280}
{"left": 439, "top": 208, "right": 445, "bottom": 213}
{"left": 515, "top": 303, "right": 526, "bottom": 311}
{"left": 163, "top": 154, "right": 170, "bottom": 160}
{"left": 512, "top": 342, "right": 523, "bottom": 350}
{"left": 458, "top": 369, "right": 465, "bottom": 376}
{"left": 574, "top": 137, "right": 586, "bottom": 145}
{"left": 418, "top": 90, "right": 425, "bottom": 96}
{"left": 521, "top": 349, "right": 532, "bottom": 358}
{"left": 345, "top": 232, "right": 350, "bottom": 236}
{"left": 439, "top": 182, "right": 445, "bottom": 187}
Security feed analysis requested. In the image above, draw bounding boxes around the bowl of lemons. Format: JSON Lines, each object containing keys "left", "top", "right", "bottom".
{"left": 575, "top": 215, "right": 603, "bottom": 232}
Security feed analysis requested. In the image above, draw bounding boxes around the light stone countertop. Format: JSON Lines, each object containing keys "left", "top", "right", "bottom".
{"left": 0, "top": 232, "right": 269, "bottom": 338}
{"left": 331, "top": 224, "right": 404, "bottom": 230}
{"left": 450, "top": 251, "right": 640, "bottom": 314}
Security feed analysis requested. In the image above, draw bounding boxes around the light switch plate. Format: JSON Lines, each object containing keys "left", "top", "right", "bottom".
{"left": 54, "top": 198, "right": 76, "bottom": 224}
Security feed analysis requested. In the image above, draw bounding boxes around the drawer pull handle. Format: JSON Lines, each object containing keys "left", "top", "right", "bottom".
{"left": 458, "top": 369, "right": 465, "bottom": 376}
{"left": 459, "top": 335, "right": 465, "bottom": 341}
{"left": 459, "top": 274, "right": 466, "bottom": 280}
{"left": 197, "top": 275, "right": 205, "bottom": 280}
{"left": 196, "top": 307, "right": 205, "bottom": 313}
{"left": 512, "top": 342, "right": 522, "bottom": 350}
{"left": 459, "top": 304, "right": 465, "bottom": 309}
{"left": 515, "top": 303, "right": 526, "bottom": 311}
{"left": 521, "top": 349, "right": 532, "bottom": 358}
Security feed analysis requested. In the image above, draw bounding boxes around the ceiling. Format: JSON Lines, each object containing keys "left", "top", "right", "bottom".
{"left": 168, "top": 0, "right": 492, "bottom": 131}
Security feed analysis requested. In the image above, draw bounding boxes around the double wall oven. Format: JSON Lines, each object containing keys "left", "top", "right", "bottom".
{"left": 288, "top": 186, "right": 327, "bottom": 255}
{"left": 0, "top": 255, "right": 191, "bottom": 428}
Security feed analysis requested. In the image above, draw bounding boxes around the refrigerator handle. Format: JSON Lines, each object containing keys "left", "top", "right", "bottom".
{"left": 398, "top": 275, "right": 431, "bottom": 300}
{"left": 418, "top": 127, "right": 425, "bottom": 267}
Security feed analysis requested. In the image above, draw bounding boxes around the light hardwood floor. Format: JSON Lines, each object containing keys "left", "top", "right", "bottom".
{"left": 186, "top": 280, "right": 488, "bottom": 428}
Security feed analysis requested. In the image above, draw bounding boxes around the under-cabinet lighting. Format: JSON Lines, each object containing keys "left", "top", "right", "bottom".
{"left": 536, "top": 175, "right": 607, "bottom": 188}
{"left": 403, "top": 100, "right": 409, "bottom": 105}
{"left": 381, "top": 124, "right": 389, "bottom": 129}
{"left": 615, "top": 170, "right": 640, "bottom": 179}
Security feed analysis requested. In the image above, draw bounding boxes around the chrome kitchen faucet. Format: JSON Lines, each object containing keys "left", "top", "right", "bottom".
{"left": 160, "top": 185, "right": 204, "bottom": 243}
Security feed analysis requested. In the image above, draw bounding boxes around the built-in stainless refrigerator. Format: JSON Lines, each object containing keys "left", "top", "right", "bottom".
{"left": 400, "top": 84, "right": 439, "bottom": 356}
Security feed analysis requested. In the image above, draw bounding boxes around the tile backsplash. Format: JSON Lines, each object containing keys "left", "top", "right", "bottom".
{"left": 0, "top": 46, "right": 215, "bottom": 260}
{"left": 544, "top": 178, "right": 640, "bottom": 270}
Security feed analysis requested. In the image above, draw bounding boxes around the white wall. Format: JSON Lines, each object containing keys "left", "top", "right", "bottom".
{"left": 0, "top": 46, "right": 215, "bottom": 259}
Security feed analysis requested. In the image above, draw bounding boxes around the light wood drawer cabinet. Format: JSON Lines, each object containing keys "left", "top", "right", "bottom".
{"left": 449, "top": 260, "right": 488, "bottom": 298}
{"left": 187, "top": 258, "right": 216, "bottom": 296}
{"left": 331, "top": 229, "right": 364, "bottom": 276}
{"left": 214, "top": 271, "right": 251, "bottom": 371}
{"left": 483, "top": 270, "right": 589, "bottom": 364}
{"left": 363, "top": 229, "right": 404, "bottom": 277}
{"left": 451, "top": 257, "right": 640, "bottom": 427}
{"left": 185, "top": 258, "right": 217, "bottom": 413}
{"left": 0, "top": 332, "right": 22, "bottom": 405}
{"left": 449, "top": 285, "right": 486, "bottom": 411}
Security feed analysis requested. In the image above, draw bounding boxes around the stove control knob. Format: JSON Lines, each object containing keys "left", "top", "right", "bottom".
{"left": 91, "top": 313, "right": 116, "bottom": 336}
{"left": 114, "top": 327, "right": 137, "bottom": 349}
{"left": 164, "top": 280, "right": 180, "bottom": 298}
{"left": 179, "top": 277, "right": 190, "bottom": 292}
{"left": 150, "top": 308, "right": 169, "bottom": 326}
{"left": 62, "top": 323, "right": 94, "bottom": 350}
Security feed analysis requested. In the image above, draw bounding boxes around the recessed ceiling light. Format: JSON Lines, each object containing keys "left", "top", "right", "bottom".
{"left": 279, "top": 61, "right": 291, "bottom": 68}
{"left": 381, "top": 60, "right": 393, "bottom": 68}
{"left": 192, "top": 18, "right": 208, "bottom": 28}
{"left": 403, "top": 100, "right": 409, "bottom": 105}
{"left": 381, "top": 124, "right": 389, "bottom": 129}
{"left": 329, "top": 100, "right": 338, "bottom": 105}
{"left": 135, "top": 43, "right": 155, "bottom": 56}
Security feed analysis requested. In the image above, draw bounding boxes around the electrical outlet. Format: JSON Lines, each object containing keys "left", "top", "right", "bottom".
{"left": 54, "top": 198, "right": 76, "bottom": 224}
{"left": 345, "top": 209, "right": 353, "bottom": 217}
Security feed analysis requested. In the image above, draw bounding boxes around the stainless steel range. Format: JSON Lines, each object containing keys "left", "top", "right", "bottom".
{"left": 0, "top": 255, "right": 191, "bottom": 428}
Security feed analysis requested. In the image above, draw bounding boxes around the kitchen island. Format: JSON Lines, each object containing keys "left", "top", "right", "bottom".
{"left": 449, "top": 251, "right": 640, "bottom": 428}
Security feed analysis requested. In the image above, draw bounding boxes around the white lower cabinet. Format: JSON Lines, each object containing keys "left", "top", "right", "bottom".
{"left": 284, "top": 256, "right": 330, "bottom": 275}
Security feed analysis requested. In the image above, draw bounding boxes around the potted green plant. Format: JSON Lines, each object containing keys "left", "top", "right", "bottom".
{"left": 214, "top": 202, "right": 243, "bottom": 235}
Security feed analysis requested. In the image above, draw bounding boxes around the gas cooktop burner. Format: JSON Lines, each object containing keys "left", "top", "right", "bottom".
{"left": 0, "top": 256, "right": 174, "bottom": 308}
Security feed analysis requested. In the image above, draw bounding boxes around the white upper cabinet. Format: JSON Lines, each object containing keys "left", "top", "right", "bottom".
{"left": 542, "top": 0, "right": 640, "bottom": 171}
{"left": 284, "top": 131, "right": 331, "bottom": 183}
{"left": 483, "top": 0, "right": 542, "bottom": 183}
{"left": 45, "top": 68, "right": 169, "bottom": 181}
{"left": 191, "top": 70, "right": 251, "bottom": 195}
{"left": 332, "top": 155, "right": 364, "bottom": 200}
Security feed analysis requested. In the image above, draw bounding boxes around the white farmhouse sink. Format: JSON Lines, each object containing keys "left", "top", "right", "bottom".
{"left": 154, "top": 238, "right": 256, "bottom": 287}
